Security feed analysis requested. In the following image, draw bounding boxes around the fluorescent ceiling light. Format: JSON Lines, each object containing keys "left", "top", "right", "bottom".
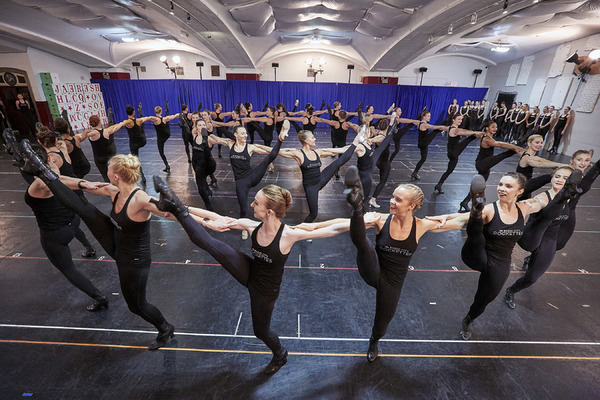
{"left": 491, "top": 46, "right": 510, "bottom": 53}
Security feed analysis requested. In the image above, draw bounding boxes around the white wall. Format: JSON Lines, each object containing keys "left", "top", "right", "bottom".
{"left": 484, "top": 35, "right": 600, "bottom": 156}
{"left": 123, "top": 51, "right": 226, "bottom": 80}
{"left": 1, "top": 52, "right": 40, "bottom": 99}
{"left": 398, "top": 55, "right": 489, "bottom": 88}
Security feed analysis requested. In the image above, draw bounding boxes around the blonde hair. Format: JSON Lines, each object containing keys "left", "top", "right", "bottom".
{"left": 297, "top": 130, "right": 312, "bottom": 145}
{"left": 108, "top": 154, "right": 141, "bottom": 184}
{"left": 527, "top": 134, "right": 543, "bottom": 144}
{"left": 154, "top": 106, "right": 162, "bottom": 113}
{"left": 395, "top": 184, "right": 424, "bottom": 210}
{"left": 261, "top": 184, "right": 292, "bottom": 218}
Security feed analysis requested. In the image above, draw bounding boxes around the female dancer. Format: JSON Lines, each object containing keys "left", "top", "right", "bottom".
{"left": 515, "top": 134, "right": 566, "bottom": 198}
{"left": 495, "top": 102, "right": 507, "bottom": 134}
{"left": 151, "top": 177, "right": 375, "bottom": 374}
{"left": 445, "top": 99, "right": 459, "bottom": 124}
{"left": 343, "top": 166, "right": 469, "bottom": 361}
{"left": 209, "top": 122, "right": 287, "bottom": 220}
{"left": 524, "top": 106, "right": 540, "bottom": 140}
{"left": 469, "top": 101, "right": 480, "bottom": 131}
{"left": 147, "top": 106, "right": 179, "bottom": 172}
{"left": 85, "top": 115, "right": 125, "bottom": 182}
{"left": 278, "top": 129, "right": 361, "bottom": 222}
{"left": 537, "top": 106, "right": 554, "bottom": 140}
{"left": 15, "top": 93, "right": 36, "bottom": 139}
{"left": 489, "top": 102, "right": 499, "bottom": 125}
{"left": 243, "top": 102, "right": 268, "bottom": 146}
{"left": 243, "top": 107, "right": 285, "bottom": 147}
{"left": 179, "top": 104, "right": 194, "bottom": 163}
{"left": 511, "top": 104, "right": 530, "bottom": 144}
{"left": 369, "top": 109, "right": 420, "bottom": 208}
{"left": 452, "top": 170, "right": 581, "bottom": 340}
{"left": 285, "top": 105, "right": 326, "bottom": 133}
{"left": 458, "top": 120, "right": 523, "bottom": 211}
{"left": 410, "top": 110, "right": 448, "bottom": 181}
{"left": 54, "top": 117, "right": 91, "bottom": 178}
{"left": 434, "top": 113, "right": 482, "bottom": 194}
{"left": 190, "top": 119, "right": 217, "bottom": 211}
{"left": 549, "top": 107, "right": 572, "bottom": 154}
{"left": 500, "top": 103, "right": 517, "bottom": 141}
{"left": 20, "top": 144, "right": 175, "bottom": 350}
{"left": 504, "top": 166, "right": 574, "bottom": 308}
{"left": 123, "top": 105, "right": 152, "bottom": 185}
{"left": 20, "top": 143, "right": 108, "bottom": 311}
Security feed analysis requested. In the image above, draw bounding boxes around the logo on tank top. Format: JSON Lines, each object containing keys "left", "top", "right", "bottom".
{"left": 492, "top": 229, "right": 522, "bottom": 236}
{"left": 378, "top": 245, "right": 413, "bottom": 256}
{"left": 231, "top": 154, "right": 248, "bottom": 160}
{"left": 109, "top": 216, "right": 122, "bottom": 230}
{"left": 252, "top": 248, "right": 272, "bottom": 263}
{"left": 306, "top": 162, "right": 321, "bottom": 169}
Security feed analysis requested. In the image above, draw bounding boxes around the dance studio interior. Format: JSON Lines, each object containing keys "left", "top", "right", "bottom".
{"left": 1, "top": 0, "right": 600, "bottom": 398}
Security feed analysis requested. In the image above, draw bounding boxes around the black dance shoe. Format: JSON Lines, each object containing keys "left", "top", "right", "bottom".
{"left": 344, "top": 166, "right": 364, "bottom": 214}
{"left": 460, "top": 315, "right": 472, "bottom": 340}
{"left": 3, "top": 128, "right": 23, "bottom": 164}
{"left": 434, "top": 184, "right": 444, "bottom": 194}
{"left": 355, "top": 102, "right": 363, "bottom": 113}
{"left": 151, "top": 175, "right": 189, "bottom": 220}
{"left": 209, "top": 176, "right": 217, "bottom": 186}
{"left": 262, "top": 101, "right": 269, "bottom": 112}
{"left": 410, "top": 172, "right": 420, "bottom": 181}
{"left": 264, "top": 349, "right": 288, "bottom": 376}
{"left": 20, "top": 140, "right": 59, "bottom": 183}
{"left": 557, "top": 169, "right": 583, "bottom": 202}
{"left": 367, "top": 337, "right": 379, "bottom": 363}
{"left": 521, "top": 255, "right": 530, "bottom": 271}
{"left": 504, "top": 288, "right": 516, "bottom": 309}
{"left": 587, "top": 160, "right": 600, "bottom": 182}
{"left": 148, "top": 323, "right": 175, "bottom": 351}
{"left": 81, "top": 247, "right": 96, "bottom": 258}
{"left": 469, "top": 174, "right": 486, "bottom": 219}
{"left": 87, "top": 296, "right": 108, "bottom": 312}
{"left": 163, "top": 165, "right": 171, "bottom": 173}
{"left": 320, "top": 99, "right": 326, "bottom": 110}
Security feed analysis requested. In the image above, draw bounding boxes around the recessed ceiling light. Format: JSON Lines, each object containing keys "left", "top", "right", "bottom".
{"left": 491, "top": 46, "right": 510, "bottom": 53}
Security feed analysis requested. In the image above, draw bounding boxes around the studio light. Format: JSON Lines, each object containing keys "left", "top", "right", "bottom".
{"left": 471, "top": 13, "right": 477, "bottom": 24}
{"left": 491, "top": 46, "right": 510, "bottom": 53}
{"left": 169, "top": 1, "right": 174, "bottom": 15}
{"left": 448, "top": 24, "right": 453, "bottom": 35}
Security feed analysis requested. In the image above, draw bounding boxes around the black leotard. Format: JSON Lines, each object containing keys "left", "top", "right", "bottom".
{"left": 376, "top": 215, "right": 418, "bottom": 288}
{"left": 110, "top": 189, "right": 151, "bottom": 262}
{"left": 50, "top": 150, "right": 75, "bottom": 177}
{"left": 249, "top": 222, "right": 289, "bottom": 296}
{"left": 90, "top": 128, "right": 116, "bottom": 164}
{"left": 230, "top": 143, "right": 251, "bottom": 180}
{"left": 516, "top": 152, "right": 534, "bottom": 179}
{"left": 25, "top": 191, "right": 73, "bottom": 230}
{"left": 303, "top": 117, "right": 317, "bottom": 132}
{"left": 126, "top": 117, "right": 146, "bottom": 155}
{"left": 300, "top": 149, "right": 322, "bottom": 186}
{"left": 63, "top": 136, "right": 90, "bottom": 178}
{"left": 332, "top": 122, "right": 349, "bottom": 147}
{"left": 484, "top": 202, "right": 525, "bottom": 262}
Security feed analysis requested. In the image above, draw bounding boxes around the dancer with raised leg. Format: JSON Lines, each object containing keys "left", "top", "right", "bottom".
{"left": 410, "top": 110, "right": 448, "bottom": 181}
{"left": 85, "top": 115, "right": 125, "bottom": 182}
{"left": 147, "top": 106, "right": 179, "bottom": 172}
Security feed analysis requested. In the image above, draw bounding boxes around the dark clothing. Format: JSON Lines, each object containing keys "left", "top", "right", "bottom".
{"left": 64, "top": 136, "right": 91, "bottom": 178}
{"left": 90, "top": 128, "right": 116, "bottom": 182}
{"left": 154, "top": 117, "right": 170, "bottom": 167}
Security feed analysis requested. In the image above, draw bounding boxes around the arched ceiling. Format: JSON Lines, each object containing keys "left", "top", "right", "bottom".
{"left": 1, "top": 0, "right": 599, "bottom": 71}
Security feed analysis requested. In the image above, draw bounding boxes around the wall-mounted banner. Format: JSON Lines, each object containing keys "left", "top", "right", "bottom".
{"left": 52, "top": 83, "right": 108, "bottom": 131}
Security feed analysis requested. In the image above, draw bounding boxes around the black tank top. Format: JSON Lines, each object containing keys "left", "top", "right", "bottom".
{"left": 447, "top": 127, "right": 460, "bottom": 154}
{"left": 540, "top": 114, "right": 551, "bottom": 127}
{"left": 357, "top": 143, "right": 374, "bottom": 171}
{"left": 303, "top": 116, "right": 317, "bottom": 132}
{"left": 526, "top": 191, "right": 569, "bottom": 240}
{"left": 110, "top": 188, "right": 151, "bottom": 262}
{"left": 418, "top": 121, "right": 431, "bottom": 145}
{"left": 63, "top": 136, "right": 87, "bottom": 169}
{"left": 90, "top": 128, "right": 116, "bottom": 162}
{"left": 126, "top": 117, "right": 146, "bottom": 143}
{"left": 300, "top": 149, "right": 322, "bottom": 186}
{"left": 449, "top": 104, "right": 459, "bottom": 115}
{"left": 154, "top": 117, "right": 170, "bottom": 139}
{"left": 192, "top": 133, "right": 207, "bottom": 153}
{"left": 50, "top": 150, "right": 75, "bottom": 177}
{"left": 332, "top": 121, "right": 348, "bottom": 140}
{"left": 180, "top": 112, "right": 193, "bottom": 135}
{"left": 476, "top": 138, "right": 494, "bottom": 162}
{"left": 555, "top": 115, "right": 567, "bottom": 131}
{"left": 516, "top": 152, "right": 534, "bottom": 179}
{"left": 230, "top": 143, "right": 251, "bottom": 180}
{"left": 527, "top": 113, "right": 537, "bottom": 125}
{"left": 264, "top": 117, "right": 275, "bottom": 138}
{"left": 483, "top": 202, "right": 524, "bottom": 263}
{"left": 249, "top": 222, "right": 289, "bottom": 296}
{"left": 25, "top": 190, "right": 74, "bottom": 230}
{"left": 376, "top": 215, "right": 418, "bottom": 288}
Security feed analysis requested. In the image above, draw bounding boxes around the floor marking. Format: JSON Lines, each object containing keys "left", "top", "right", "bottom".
{"left": 234, "top": 312, "right": 243, "bottom": 336}
{"left": 2, "top": 324, "right": 600, "bottom": 346}
{"left": 547, "top": 303, "right": 559, "bottom": 310}
{"left": 297, "top": 314, "right": 301, "bottom": 338}
{"left": 2, "top": 339, "right": 600, "bottom": 361}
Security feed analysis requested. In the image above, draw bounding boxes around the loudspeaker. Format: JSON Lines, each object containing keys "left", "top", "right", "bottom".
{"left": 132, "top": 62, "right": 141, "bottom": 67}
{"left": 473, "top": 69, "right": 483, "bottom": 74}
{"left": 196, "top": 61, "right": 204, "bottom": 67}
{"left": 565, "top": 52, "right": 580, "bottom": 64}
{"left": 272, "top": 63, "right": 279, "bottom": 68}
{"left": 419, "top": 67, "right": 428, "bottom": 72}
{"left": 347, "top": 64, "right": 355, "bottom": 70}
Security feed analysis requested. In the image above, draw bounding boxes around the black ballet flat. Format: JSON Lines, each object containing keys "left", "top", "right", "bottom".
{"left": 148, "top": 323, "right": 175, "bottom": 351}
{"left": 264, "top": 349, "right": 288, "bottom": 376}
{"left": 460, "top": 315, "right": 472, "bottom": 340}
{"left": 458, "top": 199, "right": 470, "bottom": 213}
{"left": 81, "top": 248, "right": 96, "bottom": 258}
{"left": 434, "top": 184, "right": 444, "bottom": 194}
{"left": 367, "top": 338, "right": 379, "bottom": 363}
{"left": 504, "top": 288, "right": 516, "bottom": 309}
{"left": 209, "top": 178, "right": 217, "bottom": 186}
{"left": 87, "top": 297, "right": 108, "bottom": 312}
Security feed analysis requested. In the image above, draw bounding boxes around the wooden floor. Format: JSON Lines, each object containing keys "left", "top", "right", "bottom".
{"left": 1, "top": 125, "right": 599, "bottom": 399}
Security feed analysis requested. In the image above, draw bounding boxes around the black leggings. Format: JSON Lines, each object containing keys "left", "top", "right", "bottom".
{"left": 178, "top": 215, "right": 283, "bottom": 354}
{"left": 303, "top": 144, "right": 356, "bottom": 222}
{"left": 461, "top": 214, "right": 511, "bottom": 320}
{"left": 45, "top": 180, "right": 168, "bottom": 331}
{"left": 518, "top": 196, "right": 568, "bottom": 252}
{"left": 372, "top": 123, "right": 411, "bottom": 199}
{"left": 246, "top": 122, "right": 265, "bottom": 145}
{"left": 39, "top": 225, "right": 104, "bottom": 301}
{"left": 129, "top": 139, "right": 146, "bottom": 181}
{"left": 509, "top": 236, "right": 557, "bottom": 293}
{"left": 157, "top": 134, "right": 170, "bottom": 167}
{"left": 359, "top": 134, "right": 394, "bottom": 200}
{"left": 436, "top": 136, "right": 477, "bottom": 187}
{"left": 235, "top": 139, "right": 282, "bottom": 217}
{"left": 521, "top": 173, "right": 552, "bottom": 200}
{"left": 94, "top": 158, "right": 110, "bottom": 182}
{"left": 552, "top": 127, "right": 563, "bottom": 151}
{"left": 350, "top": 211, "right": 407, "bottom": 340}
{"left": 192, "top": 150, "right": 215, "bottom": 211}
{"left": 413, "top": 130, "right": 441, "bottom": 175}
{"left": 182, "top": 132, "right": 193, "bottom": 161}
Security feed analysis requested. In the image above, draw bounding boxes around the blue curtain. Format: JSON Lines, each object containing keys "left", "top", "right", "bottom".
{"left": 92, "top": 79, "right": 488, "bottom": 123}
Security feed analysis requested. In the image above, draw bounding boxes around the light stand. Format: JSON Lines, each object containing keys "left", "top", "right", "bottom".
{"left": 132, "top": 62, "right": 141, "bottom": 79}
{"left": 419, "top": 67, "right": 427, "bottom": 86}
{"left": 473, "top": 68, "right": 483, "bottom": 87}
{"left": 196, "top": 61, "right": 204, "bottom": 79}
{"left": 347, "top": 64, "right": 354, "bottom": 83}
{"left": 272, "top": 63, "right": 279, "bottom": 81}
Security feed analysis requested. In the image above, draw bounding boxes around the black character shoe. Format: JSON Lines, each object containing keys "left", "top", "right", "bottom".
{"left": 410, "top": 172, "right": 420, "bottom": 181}
{"left": 458, "top": 199, "right": 470, "bottom": 213}
{"left": 151, "top": 175, "right": 189, "bottom": 220}
{"left": 344, "top": 166, "right": 364, "bottom": 214}
{"left": 264, "top": 349, "right": 288, "bottom": 376}
{"left": 460, "top": 315, "right": 472, "bottom": 340}
{"left": 81, "top": 247, "right": 96, "bottom": 258}
{"left": 355, "top": 102, "right": 363, "bottom": 113}
{"left": 504, "top": 288, "right": 516, "bottom": 309}
{"left": 521, "top": 255, "right": 530, "bottom": 271}
{"left": 320, "top": 99, "right": 326, "bottom": 110}
{"left": 87, "top": 296, "right": 109, "bottom": 312}
{"left": 367, "top": 337, "right": 379, "bottom": 363}
{"left": 148, "top": 323, "right": 175, "bottom": 350}
{"left": 20, "top": 139, "right": 59, "bottom": 183}
{"left": 470, "top": 174, "right": 486, "bottom": 219}
{"left": 163, "top": 165, "right": 171, "bottom": 173}
{"left": 434, "top": 184, "right": 444, "bottom": 194}
{"left": 3, "top": 128, "right": 23, "bottom": 164}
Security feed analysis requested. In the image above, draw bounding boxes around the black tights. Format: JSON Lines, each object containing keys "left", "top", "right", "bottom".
{"left": 94, "top": 158, "right": 110, "bottom": 182}
{"left": 413, "top": 130, "right": 441, "bottom": 175}
{"left": 303, "top": 144, "right": 356, "bottom": 222}
{"left": 350, "top": 211, "right": 406, "bottom": 340}
{"left": 178, "top": 215, "right": 283, "bottom": 354}
{"left": 359, "top": 133, "right": 394, "bottom": 200}
{"left": 509, "top": 237, "right": 557, "bottom": 293}
{"left": 45, "top": 180, "right": 168, "bottom": 331}
{"left": 436, "top": 136, "right": 477, "bottom": 187}
{"left": 520, "top": 173, "right": 552, "bottom": 200}
{"left": 461, "top": 149, "right": 516, "bottom": 205}
{"left": 192, "top": 150, "right": 214, "bottom": 211}
{"left": 182, "top": 132, "right": 193, "bottom": 161}
{"left": 157, "top": 134, "right": 169, "bottom": 167}
{"left": 129, "top": 140, "right": 146, "bottom": 182}
{"left": 518, "top": 195, "right": 569, "bottom": 252}
{"left": 461, "top": 214, "right": 511, "bottom": 320}
{"left": 39, "top": 226, "right": 104, "bottom": 301}
{"left": 235, "top": 139, "right": 282, "bottom": 217}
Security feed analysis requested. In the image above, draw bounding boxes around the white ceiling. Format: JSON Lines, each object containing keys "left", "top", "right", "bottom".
{"left": 1, "top": 0, "right": 599, "bottom": 71}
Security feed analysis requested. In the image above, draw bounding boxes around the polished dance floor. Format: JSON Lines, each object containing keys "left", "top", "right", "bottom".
{"left": 1, "top": 125, "right": 598, "bottom": 399}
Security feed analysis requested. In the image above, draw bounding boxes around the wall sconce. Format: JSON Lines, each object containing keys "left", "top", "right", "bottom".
{"left": 306, "top": 57, "right": 325, "bottom": 82}
{"left": 160, "top": 55, "right": 180, "bottom": 79}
